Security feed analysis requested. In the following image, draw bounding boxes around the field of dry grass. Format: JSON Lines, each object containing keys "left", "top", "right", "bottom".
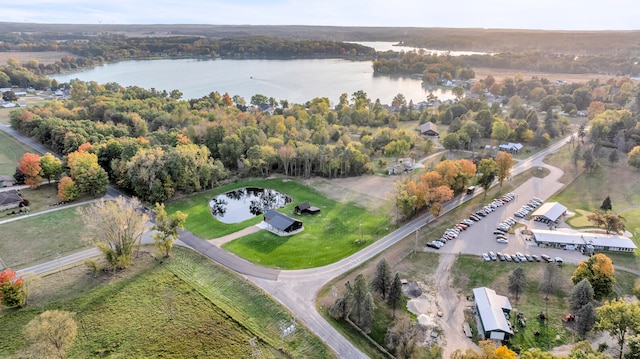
{"left": 473, "top": 67, "right": 615, "bottom": 83}
{"left": 0, "top": 51, "right": 72, "bottom": 65}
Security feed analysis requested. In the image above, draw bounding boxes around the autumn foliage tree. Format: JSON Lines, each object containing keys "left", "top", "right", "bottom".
{"left": 79, "top": 196, "right": 149, "bottom": 269}
{"left": 39, "top": 152, "right": 63, "bottom": 184}
{"left": 151, "top": 203, "right": 187, "bottom": 257}
{"left": 24, "top": 310, "right": 77, "bottom": 359}
{"left": 0, "top": 268, "right": 26, "bottom": 308}
{"left": 57, "top": 176, "right": 79, "bottom": 201}
{"left": 17, "top": 152, "right": 42, "bottom": 188}
{"left": 571, "top": 253, "right": 616, "bottom": 300}
{"left": 67, "top": 148, "right": 108, "bottom": 196}
{"left": 495, "top": 151, "right": 515, "bottom": 186}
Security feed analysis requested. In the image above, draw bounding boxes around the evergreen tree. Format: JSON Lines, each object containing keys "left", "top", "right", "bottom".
{"left": 609, "top": 149, "right": 620, "bottom": 164}
{"left": 508, "top": 267, "right": 526, "bottom": 302}
{"left": 570, "top": 279, "right": 595, "bottom": 311}
{"left": 576, "top": 303, "right": 596, "bottom": 339}
{"left": 601, "top": 195, "right": 613, "bottom": 211}
{"left": 370, "top": 259, "right": 392, "bottom": 299}
{"left": 387, "top": 273, "right": 403, "bottom": 318}
{"left": 350, "top": 274, "right": 375, "bottom": 333}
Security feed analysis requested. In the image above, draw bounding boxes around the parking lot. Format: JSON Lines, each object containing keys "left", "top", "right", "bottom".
{"left": 424, "top": 184, "right": 590, "bottom": 265}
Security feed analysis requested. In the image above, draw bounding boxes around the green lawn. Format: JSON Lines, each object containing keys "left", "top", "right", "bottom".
{"left": 0, "top": 248, "right": 332, "bottom": 358}
{"left": 0, "top": 206, "right": 90, "bottom": 269}
{"left": 168, "top": 178, "right": 393, "bottom": 269}
{"left": 0, "top": 130, "right": 34, "bottom": 175}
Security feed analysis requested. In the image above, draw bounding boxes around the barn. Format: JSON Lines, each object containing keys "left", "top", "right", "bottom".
{"left": 473, "top": 287, "right": 513, "bottom": 341}
{"left": 264, "top": 209, "right": 303, "bottom": 234}
{"left": 419, "top": 122, "right": 439, "bottom": 137}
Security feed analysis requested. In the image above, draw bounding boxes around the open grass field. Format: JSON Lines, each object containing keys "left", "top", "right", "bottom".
{"left": 167, "top": 178, "right": 392, "bottom": 269}
{"left": 0, "top": 248, "right": 332, "bottom": 358}
{"left": 0, "top": 205, "right": 90, "bottom": 269}
{"left": 0, "top": 130, "right": 33, "bottom": 174}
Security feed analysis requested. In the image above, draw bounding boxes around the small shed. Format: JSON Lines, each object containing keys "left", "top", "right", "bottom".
{"left": 295, "top": 201, "right": 320, "bottom": 215}
{"left": 0, "top": 189, "right": 23, "bottom": 211}
{"left": 264, "top": 209, "right": 303, "bottom": 234}
{"left": 420, "top": 122, "right": 439, "bottom": 137}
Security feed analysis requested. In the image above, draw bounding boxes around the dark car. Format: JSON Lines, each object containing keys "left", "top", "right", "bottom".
{"left": 426, "top": 241, "right": 440, "bottom": 249}
{"left": 531, "top": 254, "right": 541, "bottom": 262}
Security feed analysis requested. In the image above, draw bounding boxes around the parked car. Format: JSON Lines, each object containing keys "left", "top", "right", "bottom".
{"left": 489, "top": 251, "right": 498, "bottom": 261}
{"left": 525, "top": 255, "right": 534, "bottom": 262}
{"left": 504, "top": 254, "right": 513, "bottom": 262}
{"left": 515, "top": 252, "right": 527, "bottom": 261}
{"left": 497, "top": 252, "right": 505, "bottom": 261}
{"left": 496, "top": 238, "right": 509, "bottom": 244}
{"left": 531, "top": 254, "right": 541, "bottom": 262}
{"left": 482, "top": 253, "right": 491, "bottom": 262}
{"left": 541, "top": 254, "right": 552, "bottom": 263}
{"left": 555, "top": 257, "right": 564, "bottom": 265}
{"left": 426, "top": 241, "right": 440, "bottom": 249}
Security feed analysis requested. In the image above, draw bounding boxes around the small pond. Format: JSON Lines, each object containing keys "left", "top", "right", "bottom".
{"left": 209, "top": 187, "right": 292, "bottom": 224}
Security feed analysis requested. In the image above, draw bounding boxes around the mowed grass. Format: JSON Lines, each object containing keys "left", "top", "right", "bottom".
{"left": 452, "top": 255, "right": 574, "bottom": 350}
{"left": 0, "top": 256, "right": 288, "bottom": 358}
{"left": 0, "top": 206, "right": 90, "bottom": 269}
{"left": 168, "top": 178, "right": 392, "bottom": 269}
{"left": 0, "top": 130, "right": 33, "bottom": 174}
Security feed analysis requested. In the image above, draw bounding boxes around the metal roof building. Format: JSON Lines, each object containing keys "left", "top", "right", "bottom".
{"left": 473, "top": 287, "right": 513, "bottom": 341}
{"left": 532, "top": 202, "right": 567, "bottom": 222}
{"left": 532, "top": 228, "right": 636, "bottom": 252}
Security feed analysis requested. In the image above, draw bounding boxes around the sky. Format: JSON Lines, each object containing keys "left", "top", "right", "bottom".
{"left": 2, "top": 0, "right": 639, "bottom": 31}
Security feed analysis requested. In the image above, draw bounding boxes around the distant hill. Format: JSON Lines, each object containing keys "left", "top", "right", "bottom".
{"left": 2, "top": 22, "right": 640, "bottom": 56}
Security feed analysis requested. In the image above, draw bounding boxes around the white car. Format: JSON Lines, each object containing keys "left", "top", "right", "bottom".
{"left": 496, "top": 238, "right": 509, "bottom": 244}
{"left": 515, "top": 252, "right": 527, "bottom": 261}
{"left": 482, "top": 253, "right": 491, "bottom": 262}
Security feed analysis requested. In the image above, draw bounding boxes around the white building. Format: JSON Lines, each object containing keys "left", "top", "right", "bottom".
{"left": 532, "top": 228, "right": 636, "bottom": 252}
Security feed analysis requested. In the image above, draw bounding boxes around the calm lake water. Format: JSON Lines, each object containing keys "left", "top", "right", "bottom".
{"left": 209, "top": 187, "right": 291, "bottom": 224}
{"left": 52, "top": 45, "right": 457, "bottom": 105}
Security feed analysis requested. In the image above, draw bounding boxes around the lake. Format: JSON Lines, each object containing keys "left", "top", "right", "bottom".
{"left": 51, "top": 54, "right": 456, "bottom": 105}
{"left": 351, "top": 41, "right": 489, "bottom": 56}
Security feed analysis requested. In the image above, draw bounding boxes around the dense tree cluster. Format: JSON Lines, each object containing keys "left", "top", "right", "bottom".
{"left": 373, "top": 51, "right": 475, "bottom": 83}
{"left": 9, "top": 80, "right": 432, "bottom": 202}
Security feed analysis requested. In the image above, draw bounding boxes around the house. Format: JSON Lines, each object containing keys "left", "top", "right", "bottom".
{"left": 295, "top": 202, "right": 320, "bottom": 215}
{"left": 498, "top": 142, "right": 524, "bottom": 153}
{"left": 532, "top": 202, "right": 567, "bottom": 223}
{"left": 420, "top": 122, "right": 439, "bottom": 137}
{"left": 264, "top": 209, "right": 303, "bottom": 234}
{"left": 0, "top": 175, "right": 14, "bottom": 187}
{"left": 473, "top": 287, "right": 513, "bottom": 341}
{"left": 0, "top": 190, "right": 23, "bottom": 211}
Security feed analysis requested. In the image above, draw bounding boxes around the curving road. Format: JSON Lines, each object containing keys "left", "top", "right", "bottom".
{"left": 10, "top": 123, "right": 580, "bottom": 358}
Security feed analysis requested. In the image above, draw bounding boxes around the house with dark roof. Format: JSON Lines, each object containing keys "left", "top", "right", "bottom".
{"left": 0, "top": 189, "right": 23, "bottom": 211}
{"left": 473, "top": 287, "right": 513, "bottom": 341}
{"left": 419, "top": 122, "right": 439, "bottom": 137}
{"left": 295, "top": 202, "right": 320, "bottom": 215}
{"left": 264, "top": 209, "right": 303, "bottom": 234}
